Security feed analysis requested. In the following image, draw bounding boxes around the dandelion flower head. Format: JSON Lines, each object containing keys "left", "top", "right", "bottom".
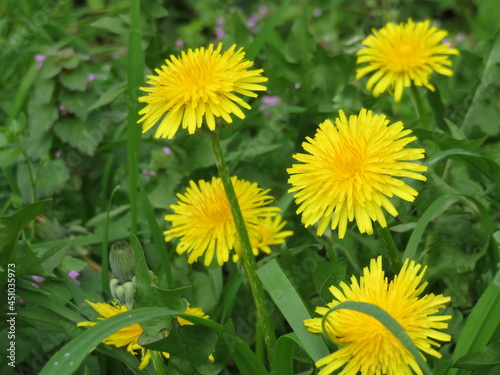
{"left": 138, "top": 43, "right": 268, "bottom": 139}
{"left": 356, "top": 18, "right": 459, "bottom": 102}
{"left": 165, "top": 176, "right": 289, "bottom": 266}
{"left": 77, "top": 301, "right": 209, "bottom": 369}
{"left": 304, "top": 256, "right": 452, "bottom": 375}
{"left": 287, "top": 109, "right": 427, "bottom": 239}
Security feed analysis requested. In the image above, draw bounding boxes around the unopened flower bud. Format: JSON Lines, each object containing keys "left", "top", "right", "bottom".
{"left": 110, "top": 241, "right": 136, "bottom": 283}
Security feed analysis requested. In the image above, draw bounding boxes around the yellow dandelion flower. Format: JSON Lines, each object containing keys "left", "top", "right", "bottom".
{"left": 305, "top": 256, "right": 452, "bottom": 375}
{"left": 77, "top": 301, "right": 209, "bottom": 369}
{"left": 165, "top": 176, "right": 282, "bottom": 266}
{"left": 232, "top": 214, "right": 294, "bottom": 261}
{"left": 287, "top": 109, "right": 427, "bottom": 239}
{"left": 356, "top": 18, "right": 459, "bottom": 102}
{"left": 138, "top": 43, "right": 268, "bottom": 139}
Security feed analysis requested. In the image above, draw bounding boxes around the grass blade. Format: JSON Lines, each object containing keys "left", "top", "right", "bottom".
{"left": 449, "top": 270, "right": 500, "bottom": 375}
{"left": 403, "top": 194, "right": 458, "bottom": 261}
{"left": 257, "top": 259, "right": 330, "bottom": 362}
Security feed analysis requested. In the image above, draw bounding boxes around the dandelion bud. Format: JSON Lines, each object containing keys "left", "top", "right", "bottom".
{"left": 110, "top": 241, "right": 136, "bottom": 283}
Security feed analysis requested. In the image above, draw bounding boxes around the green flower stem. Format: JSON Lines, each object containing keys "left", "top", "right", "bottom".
{"left": 409, "top": 85, "right": 429, "bottom": 130}
{"left": 375, "top": 223, "right": 402, "bottom": 273}
{"left": 150, "top": 350, "right": 167, "bottom": 375}
{"left": 209, "top": 133, "right": 276, "bottom": 363}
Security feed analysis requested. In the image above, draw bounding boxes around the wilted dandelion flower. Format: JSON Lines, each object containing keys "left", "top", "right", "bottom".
{"left": 356, "top": 18, "right": 459, "bottom": 102}
{"left": 287, "top": 109, "right": 427, "bottom": 239}
{"left": 305, "top": 256, "right": 452, "bottom": 375}
{"left": 138, "top": 43, "right": 267, "bottom": 139}
{"left": 77, "top": 301, "right": 209, "bottom": 369}
{"left": 165, "top": 176, "right": 286, "bottom": 266}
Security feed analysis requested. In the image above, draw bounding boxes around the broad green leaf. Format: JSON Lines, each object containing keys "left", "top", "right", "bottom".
{"left": 90, "top": 17, "right": 128, "bottom": 35}
{"left": 59, "top": 65, "right": 89, "bottom": 92}
{"left": 257, "top": 259, "right": 330, "bottom": 363}
{"left": 452, "top": 341, "right": 500, "bottom": 370}
{"left": 0, "top": 199, "right": 51, "bottom": 266}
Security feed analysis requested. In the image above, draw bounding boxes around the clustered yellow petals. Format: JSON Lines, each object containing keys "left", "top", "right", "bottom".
{"left": 77, "top": 301, "right": 209, "bottom": 370}
{"left": 356, "top": 18, "right": 459, "bottom": 102}
{"left": 138, "top": 43, "right": 268, "bottom": 139}
{"left": 288, "top": 108, "right": 427, "bottom": 238}
{"left": 165, "top": 176, "right": 291, "bottom": 266}
{"left": 305, "top": 257, "right": 452, "bottom": 375}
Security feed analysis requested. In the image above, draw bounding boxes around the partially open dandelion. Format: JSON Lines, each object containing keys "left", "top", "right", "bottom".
{"left": 233, "top": 214, "right": 294, "bottom": 261}
{"left": 287, "top": 109, "right": 427, "bottom": 239}
{"left": 356, "top": 18, "right": 459, "bottom": 102}
{"left": 305, "top": 256, "right": 452, "bottom": 375}
{"left": 138, "top": 43, "right": 268, "bottom": 139}
{"left": 165, "top": 176, "right": 288, "bottom": 266}
{"left": 77, "top": 301, "right": 209, "bottom": 369}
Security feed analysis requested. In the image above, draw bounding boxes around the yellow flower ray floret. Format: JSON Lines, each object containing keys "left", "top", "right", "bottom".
{"left": 138, "top": 43, "right": 268, "bottom": 139}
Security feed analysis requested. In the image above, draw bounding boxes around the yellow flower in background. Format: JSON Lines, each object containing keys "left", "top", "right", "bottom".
{"left": 77, "top": 301, "right": 209, "bottom": 369}
{"left": 165, "top": 176, "right": 288, "bottom": 266}
{"left": 305, "top": 257, "right": 452, "bottom": 375}
{"left": 356, "top": 18, "right": 459, "bottom": 102}
{"left": 138, "top": 43, "right": 268, "bottom": 139}
{"left": 287, "top": 109, "right": 427, "bottom": 239}
{"left": 233, "top": 214, "right": 294, "bottom": 261}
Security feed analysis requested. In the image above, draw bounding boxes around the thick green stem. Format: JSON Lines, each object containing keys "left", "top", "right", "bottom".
{"left": 209, "top": 133, "right": 275, "bottom": 363}
{"left": 409, "top": 85, "right": 429, "bottom": 130}
{"left": 375, "top": 223, "right": 402, "bottom": 273}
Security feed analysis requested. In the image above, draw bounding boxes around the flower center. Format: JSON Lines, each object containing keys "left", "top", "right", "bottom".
{"left": 391, "top": 42, "right": 421, "bottom": 72}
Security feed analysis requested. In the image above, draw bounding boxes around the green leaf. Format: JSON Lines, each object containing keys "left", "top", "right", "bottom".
{"left": 59, "top": 66, "right": 89, "bottom": 92}
{"left": 35, "top": 159, "right": 70, "bottom": 198}
{"left": 246, "top": 0, "right": 290, "bottom": 60}
{"left": 40, "top": 242, "right": 72, "bottom": 274}
{"left": 452, "top": 341, "right": 500, "bottom": 370}
{"left": 312, "top": 257, "right": 346, "bottom": 304}
{"left": 273, "top": 333, "right": 311, "bottom": 375}
{"left": 257, "top": 259, "right": 330, "bottom": 363}
{"left": 53, "top": 116, "right": 104, "bottom": 155}
{"left": 28, "top": 104, "right": 59, "bottom": 137}
{"left": 0, "top": 200, "right": 51, "bottom": 266}
{"left": 90, "top": 17, "right": 128, "bottom": 35}
{"left": 403, "top": 194, "right": 459, "bottom": 261}
{"left": 87, "top": 84, "right": 126, "bottom": 111}
{"left": 32, "top": 79, "right": 56, "bottom": 106}
{"left": 0, "top": 147, "right": 21, "bottom": 168}
{"left": 449, "top": 271, "right": 500, "bottom": 375}
{"left": 58, "top": 90, "right": 98, "bottom": 122}
{"left": 143, "top": 325, "right": 217, "bottom": 365}
{"left": 39, "top": 56, "right": 62, "bottom": 79}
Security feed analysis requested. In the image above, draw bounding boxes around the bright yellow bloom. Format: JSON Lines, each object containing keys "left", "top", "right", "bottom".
{"left": 77, "top": 301, "right": 209, "bottom": 369}
{"left": 165, "top": 176, "right": 289, "bottom": 266}
{"left": 233, "top": 214, "right": 294, "bottom": 261}
{"left": 287, "top": 109, "right": 427, "bottom": 239}
{"left": 305, "top": 256, "right": 452, "bottom": 375}
{"left": 138, "top": 43, "right": 268, "bottom": 139}
{"left": 356, "top": 18, "right": 459, "bottom": 102}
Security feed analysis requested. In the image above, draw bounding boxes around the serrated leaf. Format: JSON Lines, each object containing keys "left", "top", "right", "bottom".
{"left": 39, "top": 57, "right": 62, "bottom": 79}
{"left": 58, "top": 90, "right": 98, "bottom": 121}
{"left": 28, "top": 104, "right": 59, "bottom": 137}
{"left": 36, "top": 159, "right": 70, "bottom": 198}
{"left": 32, "top": 79, "right": 56, "bottom": 106}
{"left": 53, "top": 116, "right": 104, "bottom": 155}
{"left": 59, "top": 66, "right": 89, "bottom": 92}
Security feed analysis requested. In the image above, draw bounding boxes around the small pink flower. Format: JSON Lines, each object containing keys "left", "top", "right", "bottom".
{"left": 55, "top": 150, "right": 62, "bottom": 158}
{"left": 259, "top": 95, "right": 282, "bottom": 111}
{"left": 162, "top": 147, "right": 172, "bottom": 155}
{"left": 142, "top": 169, "right": 157, "bottom": 181}
{"left": 313, "top": 8, "right": 322, "bottom": 17}
{"left": 32, "top": 275, "right": 45, "bottom": 283}
{"left": 32, "top": 283, "right": 40, "bottom": 288}
{"left": 35, "top": 54, "right": 46, "bottom": 69}
{"left": 59, "top": 104, "right": 67, "bottom": 116}
{"left": 68, "top": 270, "right": 81, "bottom": 285}
{"left": 295, "top": 82, "right": 301, "bottom": 89}
{"left": 215, "top": 17, "right": 225, "bottom": 41}
{"left": 175, "top": 39, "right": 185, "bottom": 49}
